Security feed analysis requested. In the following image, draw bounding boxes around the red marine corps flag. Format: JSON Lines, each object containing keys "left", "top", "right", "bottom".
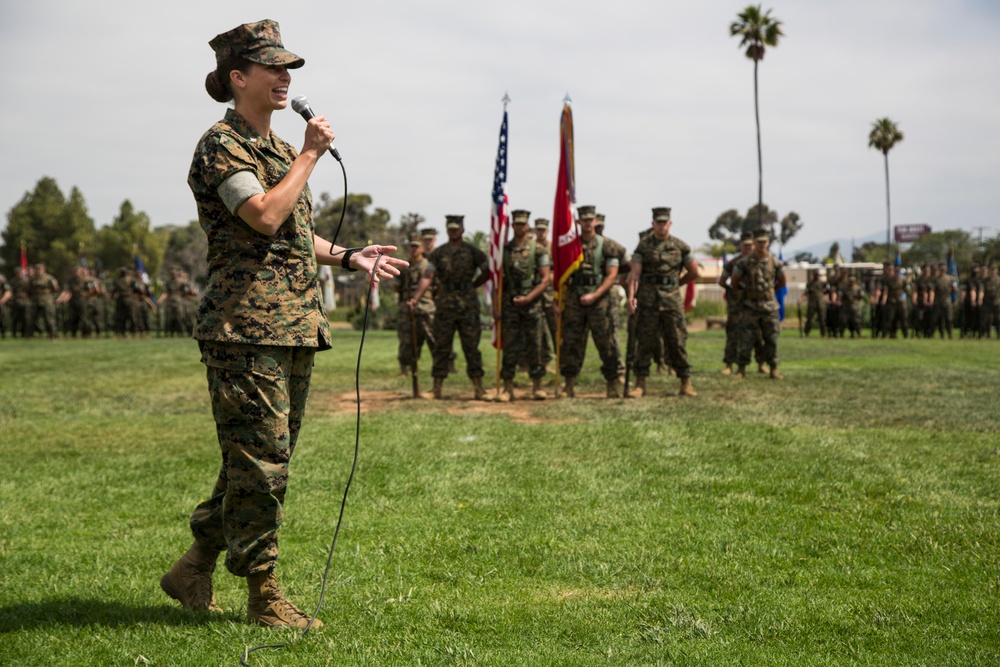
{"left": 551, "top": 97, "right": 583, "bottom": 380}
{"left": 488, "top": 96, "right": 510, "bottom": 349}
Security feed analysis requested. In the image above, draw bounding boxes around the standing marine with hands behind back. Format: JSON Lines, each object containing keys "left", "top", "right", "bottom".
{"left": 161, "top": 19, "right": 406, "bottom": 630}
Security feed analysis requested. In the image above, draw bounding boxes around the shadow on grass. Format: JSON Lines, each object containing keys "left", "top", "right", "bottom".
{"left": 0, "top": 597, "right": 228, "bottom": 632}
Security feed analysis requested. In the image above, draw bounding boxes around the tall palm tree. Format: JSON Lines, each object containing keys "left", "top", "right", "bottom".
{"left": 868, "top": 118, "right": 904, "bottom": 263}
{"left": 730, "top": 5, "right": 784, "bottom": 231}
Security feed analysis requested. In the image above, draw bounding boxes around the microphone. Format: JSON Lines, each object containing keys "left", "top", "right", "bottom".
{"left": 291, "top": 95, "right": 342, "bottom": 162}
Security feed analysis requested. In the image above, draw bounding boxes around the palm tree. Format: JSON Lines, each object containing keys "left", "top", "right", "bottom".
{"left": 868, "top": 118, "right": 904, "bottom": 263}
{"left": 730, "top": 5, "right": 784, "bottom": 231}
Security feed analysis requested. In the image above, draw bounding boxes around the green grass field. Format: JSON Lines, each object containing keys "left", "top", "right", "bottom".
{"left": 1, "top": 330, "right": 998, "bottom": 666}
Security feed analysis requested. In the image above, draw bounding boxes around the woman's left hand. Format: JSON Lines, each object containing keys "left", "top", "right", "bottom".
{"left": 353, "top": 245, "right": 407, "bottom": 283}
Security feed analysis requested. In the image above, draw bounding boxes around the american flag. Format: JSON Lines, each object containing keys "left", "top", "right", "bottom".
{"left": 488, "top": 107, "right": 509, "bottom": 348}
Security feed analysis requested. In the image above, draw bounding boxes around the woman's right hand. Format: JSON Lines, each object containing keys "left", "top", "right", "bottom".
{"left": 303, "top": 115, "right": 335, "bottom": 156}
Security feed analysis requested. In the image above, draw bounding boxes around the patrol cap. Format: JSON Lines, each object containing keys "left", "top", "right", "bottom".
{"left": 740, "top": 230, "right": 754, "bottom": 242}
{"left": 534, "top": 218, "right": 549, "bottom": 230}
{"left": 596, "top": 213, "right": 606, "bottom": 225}
{"left": 210, "top": 20, "right": 304, "bottom": 69}
{"left": 511, "top": 210, "right": 531, "bottom": 224}
{"left": 445, "top": 215, "right": 465, "bottom": 229}
{"left": 577, "top": 205, "right": 597, "bottom": 221}
{"left": 420, "top": 227, "right": 438, "bottom": 239}
{"left": 753, "top": 228, "right": 770, "bottom": 241}
{"left": 652, "top": 207, "right": 671, "bottom": 222}
{"left": 408, "top": 236, "right": 422, "bottom": 247}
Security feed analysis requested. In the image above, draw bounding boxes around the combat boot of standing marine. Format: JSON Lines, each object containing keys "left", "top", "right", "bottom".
{"left": 247, "top": 570, "right": 323, "bottom": 630}
{"left": 531, "top": 377, "right": 548, "bottom": 400}
{"left": 679, "top": 377, "right": 697, "bottom": 396}
{"left": 606, "top": 377, "right": 620, "bottom": 399}
{"left": 630, "top": 375, "right": 646, "bottom": 398}
{"left": 160, "top": 541, "right": 223, "bottom": 613}
{"left": 472, "top": 376, "right": 487, "bottom": 400}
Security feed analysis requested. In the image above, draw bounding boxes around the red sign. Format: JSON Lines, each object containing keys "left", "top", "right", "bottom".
{"left": 894, "top": 224, "right": 931, "bottom": 242}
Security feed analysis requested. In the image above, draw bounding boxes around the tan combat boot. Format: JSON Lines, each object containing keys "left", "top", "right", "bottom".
{"left": 679, "top": 377, "right": 698, "bottom": 396}
{"left": 495, "top": 379, "right": 514, "bottom": 402}
{"left": 631, "top": 375, "right": 647, "bottom": 398}
{"left": 734, "top": 366, "right": 746, "bottom": 379}
{"left": 606, "top": 377, "right": 620, "bottom": 399}
{"left": 721, "top": 364, "right": 732, "bottom": 376}
{"left": 160, "top": 542, "right": 223, "bottom": 613}
{"left": 532, "top": 377, "right": 548, "bottom": 400}
{"left": 769, "top": 367, "right": 784, "bottom": 380}
{"left": 561, "top": 376, "right": 576, "bottom": 398}
{"left": 247, "top": 570, "right": 322, "bottom": 630}
{"left": 472, "top": 376, "right": 487, "bottom": 401}
{"left": 432, "top": 377, "right": 444, "bottom": 399}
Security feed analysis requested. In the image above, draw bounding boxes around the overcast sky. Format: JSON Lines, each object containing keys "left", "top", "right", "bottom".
{"left": 2, "top": 0, "right": 998, "bottom": 258}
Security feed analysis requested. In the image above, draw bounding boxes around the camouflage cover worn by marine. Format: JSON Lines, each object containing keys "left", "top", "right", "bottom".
{"left": 397, "top": 257, "right": 436, "bottom": 373}
{"left": 427, "top": 241, "right": 488, "bottom": 379}
{"left": 560, "top": 235, "right": 621, "bottom": 381}
{"left": 631, "top": 234, "right": 693, "bottom": 378}
{"left": 500, "top": 237, "right": 550, "bottom": 380}
{"left": 188, "top": 109, "right": 331, "bottom": 349}
{"left": 733, "top": 253, "right": 784, "bottom": 368}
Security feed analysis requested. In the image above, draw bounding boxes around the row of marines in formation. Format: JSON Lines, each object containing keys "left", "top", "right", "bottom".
{"left": 796, "top": 262, "right": 1000, "bottom": 340}
{"left": 0, "top": 265, "right": 199, "bottom": 339}
{"left": 395, "top": 207, "right": 788, "bottom": 401}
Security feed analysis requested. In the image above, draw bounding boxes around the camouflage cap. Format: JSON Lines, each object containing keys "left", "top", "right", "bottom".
{"left": 209, "top": 20, "right": 304, "bottom": 70}
{"left": 534, "top": 218, "right": 550, "bottom": 230}
{"left": 445, "top": 215, "right": 465, "bottom": 229}
{"left": 740, "top": 230, "right": 754, "bottom": 242}
{"left": 420, "top": 227, "right": 438, "bottom": 239}
{"left": 511, "top": 209, "right": 531, "bottom": 224}
{"left": 408, "top": 236, "right": 422, "bottom": 247}
{"left": 652, "top": 207, "right": 671, "bottom": 222}
{"left": 596, "top": 213, "right": 606, "bottom": 224}
{"left": 753, "top": 228, "right": 770, "bottom": 241}
{"left": 577, "top": 205, "right": 597, "bottom": 221}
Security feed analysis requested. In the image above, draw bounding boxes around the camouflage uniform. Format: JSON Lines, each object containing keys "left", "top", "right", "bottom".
{"left": 839, "top": 277, "right": 864, "bottom": 338}
{"left": 0, "top": 274, "right": 10, "bottom": 337}
{"left": 427, "top": 241, "right": 488, "bottom": 379}
{"left": 804, "top": 273, "right": 827, "bottom": 337}
{"left": 500, "top": 236, "right": 550, "bottom": 380}
{"left": 560, "top": 234, "right": 621, "bottom": 381}
{"left": 930, "top": 269, "right": 956, "bottom": 338}
{"left": 732, "top": 252, "right": 784, "bottom": 370}
{"left": 721, "top": 254, "right": 747, "bottom": 362}
{"left": 186, "top": 108, "right": 331, "bottom": 577}
{"left": 631, "top": 234, "right": 692, "bottom": 379}
{"left": 882, "top": 270, "right": 908, "bottom": 338}
{"left": 397, "top": 256, "right": 435, "bottom": 373}
{"left": 10, "top": 271, "right": 32, "bottom": 338}
{"left": 29, "top": 268, "right": 60, "bottom": 339}
{"left": 600, "top": 234, "right": 627, "bottom": 376}
{"left": 64, "top": 269, "right": 96, "bottom": 337}
{"left": 980, "top": 268, "right": 1000, "bottom": 338}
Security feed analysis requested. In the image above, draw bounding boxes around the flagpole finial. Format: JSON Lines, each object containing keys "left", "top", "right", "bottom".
{"left": 563, "top": 93, "right": 572, "bottom": 105}
{"left": 502, "top": 92, "right": 510, "bottom": 109}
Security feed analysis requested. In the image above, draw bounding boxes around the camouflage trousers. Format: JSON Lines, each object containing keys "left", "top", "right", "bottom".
{"left": 841, "top": 304, "right": 862, "bottom": 336}
{"left": 397, "top": 309, "right": 435, "bottom": 372}
{"left": 738, "top": 302, "right": 780, "bottom": 368}
{"left": 635, "top": 306, "right": 690, "bottom": 379}
{"left": 804, "top": 301, "right": 827, "bottom": 337}
{"left": 884, "top": 300, "right": 908, "bottom": 337}
{"left": 189, "top": 341, "right": 315, "bottom": 577}
{"left": 723, "top": 304, "right": 743, "bottom": 363}
{"left": 930, "top": 302, "right": 953, "bottom": 337}
{"left": 29, "top": 300, "right": 58, "bottom": 338}
{"left": 981, "top": 302, "right": 1000, "bottom": 336}
{"left": 559, "top": 293, "right": 621, "bottom": 381}
{"left": 501, "top": 299, "right": 546, "bottom": 380}
{"left": 432, "top": 293, "right": 483, "bottom": 379}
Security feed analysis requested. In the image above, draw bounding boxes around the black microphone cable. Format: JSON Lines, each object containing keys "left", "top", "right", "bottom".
{"left": 240, "top": 152, "right": 378, "bottom": 666}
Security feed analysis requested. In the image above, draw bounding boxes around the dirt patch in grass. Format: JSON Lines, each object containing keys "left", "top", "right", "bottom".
{"left": 316, "top": 388, "right": 589, "bottom": 424}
